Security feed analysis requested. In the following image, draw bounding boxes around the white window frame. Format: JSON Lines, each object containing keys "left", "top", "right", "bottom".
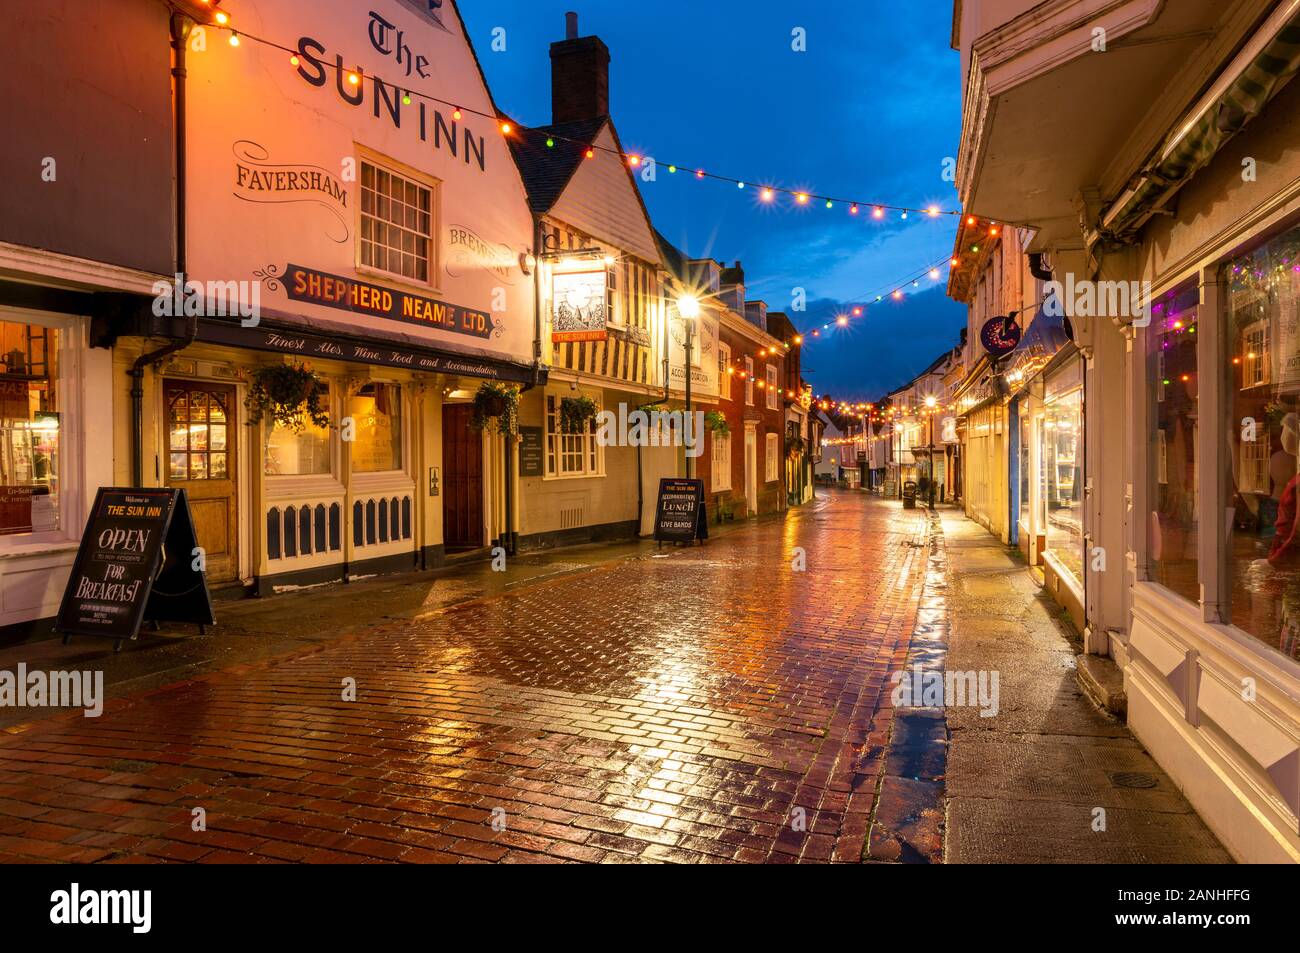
{"left": 766, "top": 364, "right": 779, "bottom": 410}
{"left": 0, "top": 307, "right": 86, "bottom": 550}
{"left": 745, "top": 357, "right": 754, "bottom": 406}
{"left": 712, "top": 431, "right": 732, "bottom": 491}
{"left": 544, "top": 389, "right": 604, "bottom": 479}
{"left": 765, "top": 432, "right": 779, "bottom": 483}
{"left": 356, "top": 149, "right": 440, "bottom": 290}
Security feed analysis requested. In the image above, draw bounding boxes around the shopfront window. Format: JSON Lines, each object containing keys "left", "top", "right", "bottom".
{"left": 349, "top": 382, "right": 402, "bottom": 472}
{"left": 265, "top": 382, "right": 331, "bottom": 476}
{"left": 1018, "top": 405, "right": 1030, "bottom": 535}
{"left": 1043, "top": 370, "right": 1083, "bottom": 583}
{"left": 1224, "top": 225, "right": 1300, "bottom": 661}
{"left": 1148, "top": 286, "right": 1199, "bottom": 604}
{"left": 0, "top": 320, "right": 59, "bottom": 535}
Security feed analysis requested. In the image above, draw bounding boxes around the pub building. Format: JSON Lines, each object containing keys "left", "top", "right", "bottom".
{"left": 505, "top": 15, "right": 719, "bottom": 545}
{"left": 952, "top": 0, "right": 1300, "bottom": 860}
{"left": 107, "top": 0, "right": 541, "bottom": 595}
{"left": 0, "top": 0, "right": 178, "bottom": 642}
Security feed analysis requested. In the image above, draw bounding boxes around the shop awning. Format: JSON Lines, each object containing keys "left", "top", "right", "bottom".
{"left": 194, "top": 308, "right": 541, "bottom": 385}
{"left": 1005, "top": 296, "right": 1072, "bottom": 389}
{"left": 1099, "top": 2, "right": 1300, "bottom": 243}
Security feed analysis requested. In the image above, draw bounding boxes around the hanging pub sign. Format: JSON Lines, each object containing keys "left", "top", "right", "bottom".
{"left": 653, "top": 478, "right": 708, "bottom": 544}
{"left": 551, "top": 270, "right": 609, "bottom": 343}
{"left": 980, "top": 312, "right": 1022, "bottom": 358}
{"left": 55, "top": 488, "right": 215, "bottom": 652}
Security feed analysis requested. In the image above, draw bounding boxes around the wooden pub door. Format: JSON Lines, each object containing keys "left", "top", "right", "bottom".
{"left": 441, "top": 404, "right": 483, "bottom": 550}
{"left": 164, "top": 379, "right": 239, "bottom": 585}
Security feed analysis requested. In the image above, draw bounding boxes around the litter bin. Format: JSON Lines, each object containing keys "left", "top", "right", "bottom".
{"left": 902, "top": 480, "right": 917, "bottom": 509}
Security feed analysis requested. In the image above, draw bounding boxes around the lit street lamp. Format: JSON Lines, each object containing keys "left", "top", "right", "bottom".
{"left": 925, "top": 395, "right": 937, "bottom": 509}
{"left": 677, "top": 294, "right": 700, "bottom": 478}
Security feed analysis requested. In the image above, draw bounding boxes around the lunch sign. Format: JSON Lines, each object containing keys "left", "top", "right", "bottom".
{"left": 653, "top": 478, "right": 708, "bottom": 544}
{"left": 55, "top": 488, "right": 214, "bottom": 651}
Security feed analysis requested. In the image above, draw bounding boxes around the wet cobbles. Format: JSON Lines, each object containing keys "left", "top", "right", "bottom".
{"left": 0, "top": 492, "right": 934, "bottom": 864}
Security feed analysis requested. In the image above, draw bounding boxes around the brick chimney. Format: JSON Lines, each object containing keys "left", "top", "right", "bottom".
{"left": 550, "top": 12, "right": 610, "bottom": 124}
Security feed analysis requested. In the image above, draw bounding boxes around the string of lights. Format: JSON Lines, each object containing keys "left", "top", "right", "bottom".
{"left": 193, "top": 1, "right": 1004, "bottom": 413}
{"left": 196, "top": 3, "right": 967, "bottom": 222}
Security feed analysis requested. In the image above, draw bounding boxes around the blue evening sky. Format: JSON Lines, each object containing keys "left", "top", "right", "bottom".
{"left": 459, "top": 0, "right": 968, "bottom": 399}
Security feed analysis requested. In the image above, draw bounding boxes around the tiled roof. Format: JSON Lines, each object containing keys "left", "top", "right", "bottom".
{"left": 506, "top": 116, "right": 609, "bottom": 213}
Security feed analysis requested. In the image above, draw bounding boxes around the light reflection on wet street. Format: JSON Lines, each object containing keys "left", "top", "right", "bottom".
{"left": 0, "top": 491, "right": 935, "bottom": 863}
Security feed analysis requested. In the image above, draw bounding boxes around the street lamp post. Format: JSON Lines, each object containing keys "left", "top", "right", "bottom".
{"left": 677, "top": 294, "right": 700, "bottom": 479}
{"left": 925, "top": 395, "right": 937, "bottom": 509}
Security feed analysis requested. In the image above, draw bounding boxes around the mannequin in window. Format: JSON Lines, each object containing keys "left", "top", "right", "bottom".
{"left": 1269, "top": 413, "right": 1300, "bottom": 566}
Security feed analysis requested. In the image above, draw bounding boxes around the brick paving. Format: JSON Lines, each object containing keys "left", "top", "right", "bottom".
{"left": 0, "top": 491, "right": 935, "bottom": 864}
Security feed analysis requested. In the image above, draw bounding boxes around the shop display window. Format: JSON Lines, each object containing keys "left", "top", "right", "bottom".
{"left": 265, "top": 382, "right": 331, "bottom": 476}
{"left": 1043, "top": 384, "right": 1083, "bottom": 583}
{"left": 349, "top": 382, "right": 403, "bottom": 473}
{"left": 1148, "top": 285, "right": 1200, "bottom": 605}
{"left": 1224, "top": 224, "right": 1300, "bottom": 660}
{"left": 0, "top": 319, "right": 59, "bottom": 536}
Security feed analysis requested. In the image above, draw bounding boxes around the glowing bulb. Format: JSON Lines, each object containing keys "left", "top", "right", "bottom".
{"left": 402, "top": 93, "right": 412, "bottom": 105}
{"left": 696, "top": 169, "right": 705, "bottom": 179}
{"left": 737, "top": 181, "right": 745, "bottom": 189}
{"left": 290, "top": 54, "right": 300, "bottom": 67}
{"left": 761, "top": 188, "right": 774, "bottom": 202}
{"left": 586, "top": 149, "right": 595, "bottom": 159}
{"left": 500, "top": 122, "right": 512, "bottom": 134}
{"left": 927, "top": 206, "right": 939, "bottom": 217}
{"left": 793, "top": 335, "right": 803, "bottom": 345}
{"left": 872, "top": 207, "right": 884, "bottom": 219}
{"left": 348, "top": 71, "right": 360, "bottom": 85}
{"left": 850, "top": 204, "right": 859, "bottom": 215}
{"left": 950, "top": 257, "right": 960, "bottom": 267}
{"left": 215, "top": 10, "right": 230, "bottom": 25}
{"left": 546, "top": 138, "right": 555, "bottom": 148}
{"left": 836, "top": 315, "right": 848, "bottom": 327}
{"left": 229, "top": 32, "right": 240, "bottom": 47}
{"left": 453, "top": 108, "right": 462, "bottom": 121}
{"left": 852, "top": 307, "right": 862, "bottom": 316}
{"left": 967, "top": 216, "right": 976, "bottom": 226}
{"left": 892, "top": 290, "right": 903, "bottom": 300}
{"left": 930, "top": 269, "right": 941, "bottom": 279}
{"left": 796, "top": 193, "right": 809, "bottom": 204}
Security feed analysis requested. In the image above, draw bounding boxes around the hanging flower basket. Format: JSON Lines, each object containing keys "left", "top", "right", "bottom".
{"left": 560, "top": 395, "right": 599, "bottom": 433}
{"left": 785, "top": 434, "right": 807, "bottom": 458}
{"left": 705, "top": 410, "right": 730, "bottom": 435}
{"left": 245, "top": 363, "right": 329, "bottom": 433}
{"left": 470, "top": 382, "right": 521, "bottom": 435}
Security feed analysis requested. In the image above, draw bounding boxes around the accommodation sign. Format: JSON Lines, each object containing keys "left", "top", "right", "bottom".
{"left": 282, "top": 263, "right": 497, "bottom": 340}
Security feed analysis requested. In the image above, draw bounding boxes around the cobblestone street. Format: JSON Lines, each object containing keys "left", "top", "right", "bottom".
{"left": 0, "top": 492, "right": 942, "bottom": 864}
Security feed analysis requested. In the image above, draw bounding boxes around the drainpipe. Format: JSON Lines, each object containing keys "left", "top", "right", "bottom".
{"left": 131, "top": 10, "right": 198, "bottom": 486}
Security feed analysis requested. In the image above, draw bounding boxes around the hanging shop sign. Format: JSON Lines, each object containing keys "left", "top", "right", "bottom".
{"left": 196, "top": 320, "right": 537, "bottom": 384}
{"left": 653, "top": 478, "right": 708, "bottom": 544}
{"left": 278, "top": 263, "right": 498, "bottom": 340}
{"left": 55, "top": 488, "right": 215, "bottom": 652}
{"left": 551, "top": 270, "right": 609, "bottom": 342}
{"left": 980, "top": 314, "right": 1022, "bottom": 358}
